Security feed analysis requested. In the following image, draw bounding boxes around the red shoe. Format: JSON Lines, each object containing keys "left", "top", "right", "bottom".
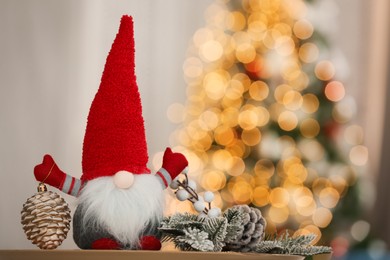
{"left": 91, "top": 238, "right": 121, "bottom": 250}
{"left": 140, "top": 236, "right": 162, "bottom": 250}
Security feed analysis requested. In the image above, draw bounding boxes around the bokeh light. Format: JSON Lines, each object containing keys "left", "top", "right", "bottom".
{"left": 239, "top": 109, "right": 259, "bottom": 130}
{"left": 278, "top": 111, "right": 298, "bottom": 131}
{"left": 319, "top": 187, "right": 340, "bottom": 208}
{"left": 332, "top": 96, "right": 357, "bottom": 123}
{"left": 344, "top": 125, "right": 364, "bottom": 145}
{"left": 351, "top": 220, "right": 370, "bottom": 242}
{"left": 302, "top": 94, "right": 319, "bottom": 114}
{"left": 315, "top": 60, "right": 335, "bottom": 81}
{"left": 298, "top": 43, "right": 319, "bottom": 63}
{"left": 253, "top": 186, "right": 270, "bottom": 207}
{"left": 232, "top": 181, "right": 253, "bottom": 204}
{"left": 349, "top": 145, "right": 369, "bottom": 166}
{"left": 226, "top": 11, "right": 246, "bottom": 32}
{"left": 312, "top": 207, "right": 333, "bottom": 228}
{"left": 201, "top": 170, "right": 227, "bottom": 191}
{"left": 242, "top": 128, "right": 262, "bottom": 146}
{"left": 293, "top": 19, "right": 313, "bottom": 40}
{"left": 236, "top": 43, "right": 257, "bottom": 63}
{"left": 268, "top": 206, "right": 289, "bottom": 224}
{"left": 199, "top": 40, "right": 224, "bottom": 62}
{"left": 325, "top": 81, "right": 345, "bottom": 102}
{"left": 270, "top": 187, "right": 290, "bottom": 208}
{"left": 229, "top": 156, "right": 246, "bottom": 176}
{"left": 166, "top": 0, "right": 367, "bottom": 247}
{"left": 283, "top": 90, "right": 303, "bottom": 110}
{"left": 249, "top": 81, "right": 269, "bottom": 101}
{"left": 300, "top": 118, "right": 320, "bottom": 138}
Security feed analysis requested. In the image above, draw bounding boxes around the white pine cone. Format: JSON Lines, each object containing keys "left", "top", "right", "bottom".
{"left": 224, "top": 205, "right": 266, "bottom": 252}
{"left": 21, "top": 190, "right": 71, "bottom": 249}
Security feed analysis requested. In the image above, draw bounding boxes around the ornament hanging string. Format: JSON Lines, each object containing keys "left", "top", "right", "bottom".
{"left": 38, "top": 163, "right": 55, "bottom": 192}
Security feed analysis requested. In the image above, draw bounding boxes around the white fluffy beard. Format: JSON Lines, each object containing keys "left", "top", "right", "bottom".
{"left": 77, "top": 174, "right": 164, "bottom": 248}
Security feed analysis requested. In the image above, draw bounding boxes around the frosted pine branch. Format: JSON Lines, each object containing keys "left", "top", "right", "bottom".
{"left": 159, "top": 212, "right": 332, "bottom": 256}
{"left": 177, "top": 227, "right": 214, "bottom": 252}
{"left": 204, "top": 217, "right": 228, "bottom": 251}
{"left": 253, "top": 232, "right": 332, "bottom": 256}
{"left": 223, "top": 207, "right": 245, "bottom": 243}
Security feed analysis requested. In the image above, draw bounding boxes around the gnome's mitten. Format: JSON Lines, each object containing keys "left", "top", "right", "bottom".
{"left": 34, "top": 154, "right": 82, "bottom": 196}
{"left": 156, "top": 148, "right": 188, "bottom": 188}
{"left": 34, "top": 154, "right": 65, "bottom": 189}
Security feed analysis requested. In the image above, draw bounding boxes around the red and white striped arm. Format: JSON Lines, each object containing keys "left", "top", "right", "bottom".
{"left": 155, "top": 168, "right": 172, "bottom": 189}
{"left": 60, "top": 174, "right": 84, "bottom": 196}
{"left": 34, "top": 154, "right": 84, "bottom": 197}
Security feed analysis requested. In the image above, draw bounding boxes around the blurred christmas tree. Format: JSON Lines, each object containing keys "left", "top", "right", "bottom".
{"left": 167, "top": 0, "right": 369, "bottom": 252}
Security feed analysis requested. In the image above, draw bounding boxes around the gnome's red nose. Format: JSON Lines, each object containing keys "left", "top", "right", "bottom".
{"left": 113, "top": 171, "right": 135, "bottom": 189}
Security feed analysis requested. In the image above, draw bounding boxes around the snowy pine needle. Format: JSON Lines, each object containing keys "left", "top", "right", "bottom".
{"left": 254, "top": 231, "right": 332, "bottom": 256}
{"left": 223, "top": 207, "right": 245, "bottom": 243}
{"left": 159, "top": 211, "right": 332, "bottom": 256}
{"left": 203, "top": 217, "right": 228, "bottom": 251}
{"left": 177, "top": 227, "right": 214, "bottom": 251}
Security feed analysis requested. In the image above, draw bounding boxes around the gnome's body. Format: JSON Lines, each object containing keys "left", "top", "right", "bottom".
{"left": 72, "top": 174, "right": 165, "bottom": 249}
{"left": 33, "top": 16, "right": 188, "bottom": 250}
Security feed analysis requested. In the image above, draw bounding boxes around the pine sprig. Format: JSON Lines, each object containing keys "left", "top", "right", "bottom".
{"left": 204, "top": 217, "right": 228, "bottom": 251}
{"left": 177, "top": 227, "right": 214, "bottom": 252}
{"left": 253, "top": 232, "right": 332, "bottom": 256}
{"left": 161, "top": 213, "right": 203, "bottom": 229}
{"left": 290, "top": 245, "right": 333, "bottom": 256}
{"left": 159, "top": 227, "right": 185, "bottom": 242}
{"left": 253, "top": 240, "right": 283, "bottom": 254}
{"left": 223, "top": 207, "right": 245, "bottom": 243}
{"left": 159, "top": 212, "right": 332, "bottom": 256}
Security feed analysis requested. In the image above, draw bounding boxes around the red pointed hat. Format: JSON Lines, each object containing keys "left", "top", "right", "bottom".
{"left": 81, "top": 15, "right": 150, "bottom": 181}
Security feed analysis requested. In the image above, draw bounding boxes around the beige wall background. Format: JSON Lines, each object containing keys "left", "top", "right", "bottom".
{"left": 0, "top": 0, "right": 388, "bottom": 249}
{"left": 0, "top": 0, "right": 213, "bottom": 249}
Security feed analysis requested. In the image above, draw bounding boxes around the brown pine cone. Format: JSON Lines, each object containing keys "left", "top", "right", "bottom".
{"left": 224, "top": 205, "right": 266, "bottom": 252}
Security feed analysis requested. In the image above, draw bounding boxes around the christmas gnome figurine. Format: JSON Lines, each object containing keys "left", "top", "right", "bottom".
{"left": 33, "top": 15, "right": 188, "bottom": 250}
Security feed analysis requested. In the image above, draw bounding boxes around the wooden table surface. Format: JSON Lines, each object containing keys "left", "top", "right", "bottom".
{"left": 0, "top": 250, "right": 306, "bottom": 260}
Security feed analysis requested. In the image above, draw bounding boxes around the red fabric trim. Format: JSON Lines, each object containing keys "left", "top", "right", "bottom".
{"left": 81, "top": 166, "right": 151, "bottom": 181}
{"left": 77, "top": 181, "right": 85, "bottom": 196}
{"left": 68, "top": 177, "right": 75, "bottom": 195}
{"left": 156, "top": 171, "right": 168, "bottom": 187}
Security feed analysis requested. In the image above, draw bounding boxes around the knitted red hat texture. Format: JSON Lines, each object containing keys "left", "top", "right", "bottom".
{"left": 81, "top": 15, "right": 150, "bottom": 181}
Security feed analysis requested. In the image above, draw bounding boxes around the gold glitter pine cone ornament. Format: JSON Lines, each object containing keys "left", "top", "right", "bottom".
{"left": 21, "top": 183, "right": 71, "bottom": 249}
